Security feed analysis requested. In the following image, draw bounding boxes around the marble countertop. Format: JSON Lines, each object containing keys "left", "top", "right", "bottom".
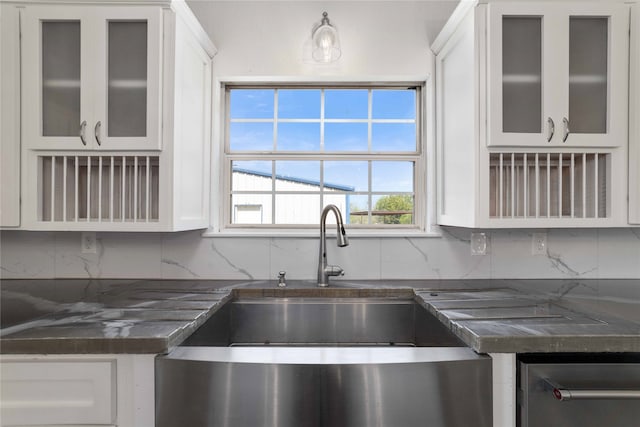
{"left": 1, "top": 279, "right": 639, "bottom": 354}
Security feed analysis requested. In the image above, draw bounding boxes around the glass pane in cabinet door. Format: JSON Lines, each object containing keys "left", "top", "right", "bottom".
{"left": 42, "top": 21, "right": 81, "bottom": 137}
{"left": 502, "top": 17, "right": 542, "bottom": 133}
{"left": 108, "top": 21, "right": 147, "bottom": 137}
{"left": 569, "top": 18, "right": 608, "bottom": 134}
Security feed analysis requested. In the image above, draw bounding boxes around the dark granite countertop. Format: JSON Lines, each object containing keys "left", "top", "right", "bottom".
{"left": 1, "top": 279, "right": 639, "bottom": 354}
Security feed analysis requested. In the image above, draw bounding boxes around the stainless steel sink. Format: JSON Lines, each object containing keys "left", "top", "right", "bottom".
{"left": 182, "top": 297, "right": 466, "bottom": 347}
{"left": 156, "top": 297, "right": 492, "bottom": 427}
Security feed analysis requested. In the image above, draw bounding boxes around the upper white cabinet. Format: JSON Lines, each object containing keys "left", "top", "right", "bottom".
{"left": 487, "top": 3, "right": 629, "bottom": 148}
{"left": 8, "top": 0, "right": 216, "bottom": 231}
{"left": 433, "top": 0, "right": 630, "bottom": 228}
{"left": 22, "top": 6, "right": 162, "bottom": 151}
{"left": 630, "top": 3, "right": 640, "bottom": 225}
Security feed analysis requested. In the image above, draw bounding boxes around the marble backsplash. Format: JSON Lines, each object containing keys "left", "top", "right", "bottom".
{"left": 1, "top": 228, "right": 639, "bottom": 280}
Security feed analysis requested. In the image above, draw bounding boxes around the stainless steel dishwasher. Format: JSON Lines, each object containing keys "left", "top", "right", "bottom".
{"left": 519, "top": 354, "right": 640, "bottom": 427}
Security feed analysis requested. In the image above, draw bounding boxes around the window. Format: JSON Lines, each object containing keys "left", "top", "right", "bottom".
{"left": 222, "top": 84, "right": 425, "bottom": 230}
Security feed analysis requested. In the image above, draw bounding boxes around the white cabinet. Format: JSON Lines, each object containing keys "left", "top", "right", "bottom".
{"left": 630, "top": 4, "right": 640, "bottom": 225}
{"left": 433, "top": 0, "right": 630, "bottom": 228}
{"left": 0, "top": 4, "right": 21, "bottom": 227}
{"left": 1, "top": 360, "right": 116, "bottom": 425}
{"left": 0, "top": 354, "right": 155, "bottom": 427}
{"left": 487, "top": 2, "right": 629, "bottom": 148}
{"left": 22, "top": 6, "right": 162, "bottom": 151}
{"left": 11, "top": 0, "right": 216, "bottom": 231}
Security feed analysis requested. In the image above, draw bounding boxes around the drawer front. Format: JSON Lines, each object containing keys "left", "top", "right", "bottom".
{"left": 0, "top": 360, "right": 116, "bottom": 426}
{"left": 521, "top": 362, "right": 640, "bottom": 427}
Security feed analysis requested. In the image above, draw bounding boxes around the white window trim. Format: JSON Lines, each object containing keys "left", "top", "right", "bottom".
{"left": 204, "top": 76, "right": 440, "bottom": 238}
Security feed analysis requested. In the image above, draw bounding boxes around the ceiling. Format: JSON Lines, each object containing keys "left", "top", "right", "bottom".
{"left": 187, "top": 0, "right": 461, "bottom": 49}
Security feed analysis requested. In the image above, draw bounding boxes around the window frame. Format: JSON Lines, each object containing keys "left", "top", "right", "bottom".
{"left": 207, "top": 79, "right": 436, "bottom": 237}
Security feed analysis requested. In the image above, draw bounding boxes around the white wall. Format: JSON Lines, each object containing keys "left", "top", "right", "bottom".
{"left": 1, "top": 228, "right": 639, "bottom": 280}
{"left": 1, "top": 1, "right": 639, "bottom": 282}
{"left": 188, "top": 0, "right": 456, "bottom": 78}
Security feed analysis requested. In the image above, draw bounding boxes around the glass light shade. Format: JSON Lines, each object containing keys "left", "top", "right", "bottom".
{"left": 312, "top": 12, "right": 341, "bottom": 63}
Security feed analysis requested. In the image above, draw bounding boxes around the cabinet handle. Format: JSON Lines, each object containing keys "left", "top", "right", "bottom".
{"left": 544, "top": 378, "right": 640, "bottom": 401}
{"left": 547, "top": 117, "right": 555, "bottom": 142}
{"left": 94, "top": 121, "right": 102, "bottom": 146}
{"left": 562, "top": 117, "right": 570, "bottom": 143}
{"left": 79, "top": 121, "right": 87, "bottom": 146}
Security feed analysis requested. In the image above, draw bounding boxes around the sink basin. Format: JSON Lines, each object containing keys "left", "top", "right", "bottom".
{"left": 182, "top": 297, "right": 466, "bottom": 347}
{"left": 156, "top": 296, "right": 492, "bottom": 427}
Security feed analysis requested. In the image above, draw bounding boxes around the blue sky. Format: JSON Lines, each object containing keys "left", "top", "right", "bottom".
{"left": 229, "top": 88, "right": 416, "bottom": 198}
{"left": 229, "top": 88, "right": 416, "bottom": 120}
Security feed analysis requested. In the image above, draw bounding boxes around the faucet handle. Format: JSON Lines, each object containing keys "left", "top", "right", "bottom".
{"left": 325, "top": 265, "right": 344, "bottom": 277}
{"left": 277, "top": 271, "right": 287, "bottom": 287}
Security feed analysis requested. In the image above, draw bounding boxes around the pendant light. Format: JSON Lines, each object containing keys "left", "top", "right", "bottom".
{"left": 312, "top": 12, "right": 341, "bottom": 63}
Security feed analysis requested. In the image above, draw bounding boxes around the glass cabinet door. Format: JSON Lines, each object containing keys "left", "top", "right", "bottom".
{"left": 92, "top": 7, "right": 162, "bottom": 150}
{"left": 487, "top": 3, "right": 559, "bottom": 147}
{"left": 568, "top": 17, "right": 608, "bottom": 135}
{"left": 488, "top": 3, "right": 628, "bottom": 148}
{"left": 563, "top": 5, "right": 629, "bottom": 148}
{"left": 22, "top": 6, "right": 162, "bottom": 150}
{"left": 501, "top": 16, "right": 543, "bottom": 135}
{"left": 22, "top": 7, "right": 93, "bottom": 149}
{"left": 41, "top": 21, "right": 81, "bottom": 138}
{"left": 107, "top": 21, "right": 148, "bottom": 138}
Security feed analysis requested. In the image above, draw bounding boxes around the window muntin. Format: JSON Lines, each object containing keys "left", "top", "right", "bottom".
{"left": 225, "top": 85, "right": 422, "bottom": 228}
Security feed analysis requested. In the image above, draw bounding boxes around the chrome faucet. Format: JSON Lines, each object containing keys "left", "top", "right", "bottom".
{"left": 317, "top": 204, "right": 349, "bottom": 287}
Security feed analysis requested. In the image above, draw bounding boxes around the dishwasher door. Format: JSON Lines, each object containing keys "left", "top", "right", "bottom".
{"left": 519, "top": 361, "right": 640, "bottom": 427}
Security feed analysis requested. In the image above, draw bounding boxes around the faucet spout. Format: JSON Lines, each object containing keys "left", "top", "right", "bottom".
{"left": 318, "top": 204, "right": 349, "bottom": 287}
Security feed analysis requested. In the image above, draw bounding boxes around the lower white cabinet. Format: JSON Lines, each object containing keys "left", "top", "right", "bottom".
{"left": 0, "top": 354, "right": 155, "bottom": 427}
{"left": 630, "top": 4, "right": 640, "bottom": 225}
{"left": 1, "top": 360, "right": 116, "bottom": 425}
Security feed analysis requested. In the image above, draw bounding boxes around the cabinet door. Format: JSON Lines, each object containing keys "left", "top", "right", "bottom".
{"left": 92, "top": 7, "right": 162, "bottom": 150}
{"left": 561, "top": 4, "right": 629, "bottom": 148}
{"left": 22, "top": 6, "right": 162, "bottom": 151}
{"left": 22, "top": 7, "right": 94, "bottom": 150}
{"left": 488, "top": 3, "right": 561, "bottom": 147}
{"left": 488, "top": 3, "right": 628, "bottom": 148}
{"left": 0, "top": 360, "right": 116, "bottom": 425}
